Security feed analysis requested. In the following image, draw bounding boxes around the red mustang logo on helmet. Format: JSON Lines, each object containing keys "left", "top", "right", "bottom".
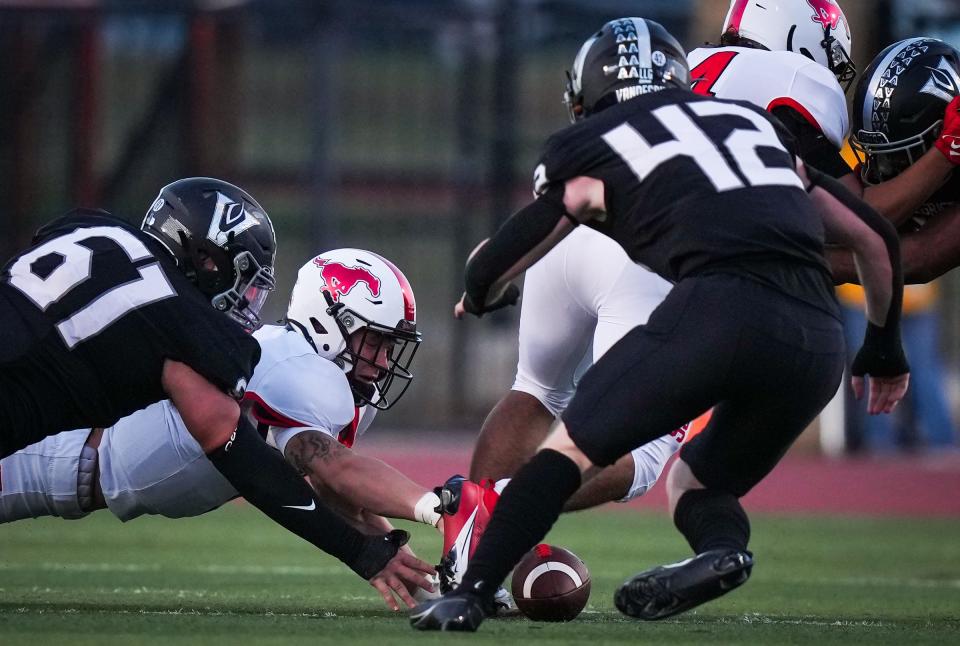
{"left": 313, "top": 258, "right": 381, "bottom": 301}
{"left": 807, "top": 0, "right": 844, "bottom": 31}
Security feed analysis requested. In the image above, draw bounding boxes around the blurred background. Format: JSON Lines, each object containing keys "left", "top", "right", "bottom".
{"left": 1, "top": 0, "right": 959, "bottom": 455}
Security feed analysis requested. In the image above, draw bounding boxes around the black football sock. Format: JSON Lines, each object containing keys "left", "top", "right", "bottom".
{"left": 673, "top": 488, "right": 750, "bottom": 554}
{"left": 459, "top": 449, "right": 582, "bottom": 599}
{"left": 207, "top": 417, "right": 394, "bottom": 579}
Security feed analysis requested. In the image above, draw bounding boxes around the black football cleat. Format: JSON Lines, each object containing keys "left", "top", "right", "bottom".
{"left": 614, "top": 549, "right": 753, "bottom": 620}
{"left": 409, "top": 590, "right": 490, "bottom": 631}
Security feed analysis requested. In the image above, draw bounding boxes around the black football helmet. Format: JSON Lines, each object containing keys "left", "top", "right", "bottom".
{"left": 564, "top": 17, "right": 689, "bottom": 123}
{"left": 141, "top": 177, "right": 277, "bottom": 330}
{"left": 851, "top": 38, "right": 960, "bottom": 184}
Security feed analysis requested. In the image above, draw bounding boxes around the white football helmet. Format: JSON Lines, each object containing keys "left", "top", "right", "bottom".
{"left": 722, "top": 0, "right": 855, "bottom": 90}
{"left": 286, "top": 248, "right": 420, "bottom": 410}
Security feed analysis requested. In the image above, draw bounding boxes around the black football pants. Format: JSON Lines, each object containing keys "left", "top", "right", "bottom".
{"left": 563, "top": 273, "right": 845, "bottom": 497}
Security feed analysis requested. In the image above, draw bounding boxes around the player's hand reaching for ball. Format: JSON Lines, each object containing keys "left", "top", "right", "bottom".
{"left": 369, "top": 540, "right": 437, "bottom": 611}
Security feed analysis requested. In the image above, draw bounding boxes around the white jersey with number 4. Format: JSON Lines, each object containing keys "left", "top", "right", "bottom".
{"left": 687, "top": 46, "right": 848, "bottom": 148}
{"left": 0, "top": 324, "right": 375, "bottom": 522}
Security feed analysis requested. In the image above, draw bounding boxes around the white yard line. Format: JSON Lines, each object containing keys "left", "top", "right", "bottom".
{"left": 730, "top": 615, "right": 889, "bottom": 627}
{"left": 0, "top": 562, "right": 342, "bottom": 576}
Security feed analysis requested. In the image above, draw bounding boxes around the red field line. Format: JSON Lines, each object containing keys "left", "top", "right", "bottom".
{"left": 364, "top": 438, "right": 960, "bottom": 518}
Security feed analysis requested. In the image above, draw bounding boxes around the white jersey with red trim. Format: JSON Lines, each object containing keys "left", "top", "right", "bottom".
{"left": 245, "top": 324, "right": 363, "bottom": 453}
{"left": 687, "top": 46, "right": 848, "bottom": 148}
{"left": 82, "top": 325, "right": 364, "bottom": 521}
{"left": 249, "top": 325, "right": 378, "bottom": 452}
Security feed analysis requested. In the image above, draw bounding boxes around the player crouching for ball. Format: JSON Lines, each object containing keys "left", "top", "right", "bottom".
{"left": 0, "top": 249, "right": 446, "bottom": 611}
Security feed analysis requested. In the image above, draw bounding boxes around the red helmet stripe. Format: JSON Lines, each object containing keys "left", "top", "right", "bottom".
{"left": 369, "top": 252, "right": 416, "bottom": 322}
{"left": 726, "top": 0, "right": 751, "bottom": 32}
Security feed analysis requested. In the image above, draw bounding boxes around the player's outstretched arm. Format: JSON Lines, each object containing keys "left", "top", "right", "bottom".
{"left": 284, "top": 429, "right": 442, "bottom": 528}
{"left": 895, "top": 203, "right": 960, "bottom": 284}
{"left": 798, "top": 164, "right": 910, "bottom": 414}
{"left": 858, "top": 148, "right": 954, "bottom": 227}
{"left": 306, "top": 480, "right": 436, "bottom": 611}
{"left": 826, "top": 203, "right": 960, "bottom": 286}
{"left": 162, "top": 360, "right": 435, "bottom": 601}
{"left": 455, "top": 177, "right": 602, "bottom": 318}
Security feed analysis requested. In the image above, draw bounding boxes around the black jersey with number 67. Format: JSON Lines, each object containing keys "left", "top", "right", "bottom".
{"left": 0, "top": 209, "right": 261, "bottom": 456}
{"left": 533, "top": 87, "right": 839, "bottom": 316}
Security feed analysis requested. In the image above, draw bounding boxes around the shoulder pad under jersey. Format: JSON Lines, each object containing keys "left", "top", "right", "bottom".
{"left": 246, "top": 325, "right": 355, "bottom": 432}
{"left": 688, "top": 46, "right": 848, "bottom": 148}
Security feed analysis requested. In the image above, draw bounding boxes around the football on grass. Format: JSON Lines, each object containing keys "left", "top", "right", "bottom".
{"left": 511, "top": 544, "right": 591, "bottom": 621}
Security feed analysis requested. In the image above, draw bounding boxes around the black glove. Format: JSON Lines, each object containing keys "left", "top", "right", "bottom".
{"left": 461, "top": 283, "right": 520, "bottom": 318}
{"left": 851, "top": 323, "right": 910, "bottom": 378}
{"left": 349, "top": 529, "right": 410, "bottom": 580}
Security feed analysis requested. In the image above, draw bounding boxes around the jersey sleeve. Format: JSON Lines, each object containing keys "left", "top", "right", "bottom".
{"left": 770, "top": 61, "right": 849, "bottom": 149}
{"left": 770, "top": 105, "right": 852, "bottom": 178}
{"left": 244, "top": 353, "right": 355, "bottom": 439}
{"left": 533, "top": 124, "right": 610, "bottom": 196}
{"left": 268, "top": 425, "right": 331, "bottom": 459}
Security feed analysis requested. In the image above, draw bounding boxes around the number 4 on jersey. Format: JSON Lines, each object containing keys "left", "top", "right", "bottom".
{"left": 690, "top": 51, "right": 738, "bottom": 97}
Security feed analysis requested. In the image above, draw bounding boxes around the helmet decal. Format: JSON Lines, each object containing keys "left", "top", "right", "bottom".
{"left": 606, "top": 18, "right": 653, "bottom": 82}
{"left": 863, "top": 38, "right": 930, "bottom": 135}
{"left": 206, "top": 191, "right": 260, "bottom": 246}
{"left": 314, "top": 257, "right": 382, "bottom": 302}
{"left": 807, "top": 0, "right": 846, "bottom": 34}
{"left": 920, "top": 57, "right": 960, "bottom": 103}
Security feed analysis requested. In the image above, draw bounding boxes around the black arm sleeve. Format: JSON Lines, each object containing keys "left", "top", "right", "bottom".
{"left": 207, "top": 417, "right": 403, "bottom": 579}
{"left": 806, "top": 165, "right": 909, "bottom": 376}
{"left": 463, "top": 184, "right": 574, "bottom": 313}
{"left": 771, "top": 105, "right": 852, "bottom": 179}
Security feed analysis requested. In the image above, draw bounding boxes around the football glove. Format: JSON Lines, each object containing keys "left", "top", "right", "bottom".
{"left": 461, "top": 283, "right": 520, "bottom": 318}
{"left": 350, "top": 529, "right": 410, "bottom": 580}
{"left": 933, "top": 96, "right": 960, "bottom": 164}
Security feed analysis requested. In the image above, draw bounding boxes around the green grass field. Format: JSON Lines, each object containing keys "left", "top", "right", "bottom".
{"left": 1, "top": 505, "right": 958, "bottom": 645}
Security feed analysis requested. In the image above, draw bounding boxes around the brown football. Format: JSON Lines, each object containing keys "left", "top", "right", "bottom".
{"left": 511, "top": 544, "right": 591, "bottom": 621}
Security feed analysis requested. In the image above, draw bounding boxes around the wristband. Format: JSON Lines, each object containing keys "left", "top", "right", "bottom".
{"left": 414, "top": 491, "right": 442, "bottom": 526}
{"left": 851, "top": 322, "right": 909, "bottom": 378}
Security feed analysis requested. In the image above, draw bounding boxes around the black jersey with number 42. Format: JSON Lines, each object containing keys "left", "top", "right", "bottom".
{"left": 0, "top": 209, "right": 261, "bottom": 453}
{"left": 534, "top": 88, "right": 838, "bottom": 315}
